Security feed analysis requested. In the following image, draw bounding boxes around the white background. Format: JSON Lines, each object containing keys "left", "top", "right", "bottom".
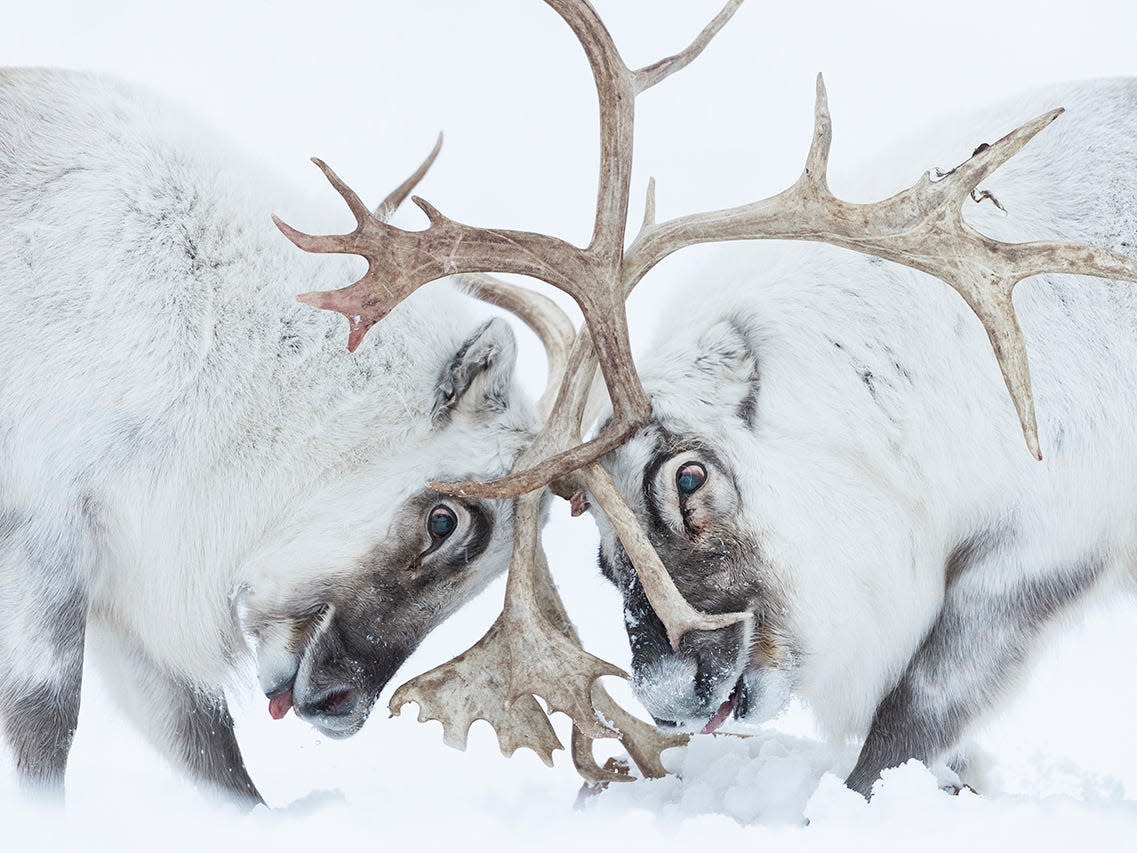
{"left": 3, "top": 1, "right": 1137, "bottom": 850}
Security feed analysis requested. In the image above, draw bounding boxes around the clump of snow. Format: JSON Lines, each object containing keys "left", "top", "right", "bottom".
{"left": 588, "top": 727, "right": 858, "bottom": 825}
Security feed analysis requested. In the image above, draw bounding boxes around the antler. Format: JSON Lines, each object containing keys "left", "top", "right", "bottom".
{"left": 282, "top": 0, "right": 1137, "bottom": 786}
{"left": 390, "top": 485, "right": 688, "bottom": 782}
{"left": 274, "top": 0, "right": 742, "bottom": 491}
{"left": 391, "top": 271, "right": 689, "bottom": 780}
{"left": 616, "top": 75, "right": 1137, "bottom": 458}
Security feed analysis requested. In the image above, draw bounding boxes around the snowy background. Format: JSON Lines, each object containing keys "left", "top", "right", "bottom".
{"left": 4, "top": 0, "right": 1137, "bottom": 849}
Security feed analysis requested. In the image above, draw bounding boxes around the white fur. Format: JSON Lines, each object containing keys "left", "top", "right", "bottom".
{"left": 0, "top": 70, "right": 530, "bottom": 699}
{"left": 619, "top": 78, "right": 1137, "bottom": 741}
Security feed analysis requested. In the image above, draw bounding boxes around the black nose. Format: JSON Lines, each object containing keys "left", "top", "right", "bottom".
{"left": 300, "top": 686, "right": 359, "bottom": 719}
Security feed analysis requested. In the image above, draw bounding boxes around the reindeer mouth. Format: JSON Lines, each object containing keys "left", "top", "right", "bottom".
{"left": 268, "top": 685, "right": 294, "bottom": 720}
{"left": 265, "top": 604, "right": 331, "bottom": 721}
{"left": 700, "top": 676, "right": 749, "bottom": 734}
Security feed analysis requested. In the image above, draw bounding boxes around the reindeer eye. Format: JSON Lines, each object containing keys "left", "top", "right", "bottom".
{"left": 676, "top": 462, "right": 707, "bottom": 497}
{"left": 427, "top": 505, "right": 458, "bottom": 540}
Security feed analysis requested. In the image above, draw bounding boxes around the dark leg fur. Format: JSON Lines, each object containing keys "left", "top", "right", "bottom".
{"left": 0, "top": 587, "right": 87, "bottom": 799}
{"left": 94, "top": 630, "right": 263, "bottom": 807}
{"left": 845, "top": 532, "right": 1101, "bottom": 797}
{"left": 171, "top": 684, "right": 262, "bottom": 807}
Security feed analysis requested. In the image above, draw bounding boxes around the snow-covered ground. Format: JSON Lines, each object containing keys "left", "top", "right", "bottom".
{"left": 4, "top": 1, "right": 1137, "bottom": 850}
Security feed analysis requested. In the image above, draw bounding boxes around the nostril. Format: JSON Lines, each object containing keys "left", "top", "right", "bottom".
{"left": 313, "top": 687, "right": 358, "bottom": 717}
{"left": 694, "top": 657, "right": 717, "bottom": 706}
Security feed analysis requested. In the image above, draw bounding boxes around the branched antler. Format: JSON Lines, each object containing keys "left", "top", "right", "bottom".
{"left": 274, "top": 0, "right": 744, "bottom": 495}
{"left": 282, "top": 0, "right": 1137, "bottom": 784}
{"left": 391, "top": 487, "right": 687, "bottom": 781}
{"left": 617, "top": 75, "right": 1137, "bottom": 458}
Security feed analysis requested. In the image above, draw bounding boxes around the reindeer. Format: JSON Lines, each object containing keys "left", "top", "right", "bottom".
{"left": 0, "top": 69, "right": 538, "bottom": 804}
{"left": 276, "top": 0, "right": 1137, "bottom": 798}
{"left": 594, "top": 75, "right": 1137, "bottom": 795}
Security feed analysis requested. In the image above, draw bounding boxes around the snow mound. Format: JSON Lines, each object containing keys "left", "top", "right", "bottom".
{"left": 588, "top": 729, "right": 858, "bottom": 825}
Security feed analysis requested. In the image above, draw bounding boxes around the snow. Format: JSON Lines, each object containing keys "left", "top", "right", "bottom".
{"left": 5, "top": 0, "right": 1137, "bottom": 850}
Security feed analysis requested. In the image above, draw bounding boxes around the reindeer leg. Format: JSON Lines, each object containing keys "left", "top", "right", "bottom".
{"left": 845, "top": 534, "right": 1102, "bottom": 797}
{"left": 0, "top": 514, "right": 90, "bottom": 800}
{"left": 92, "top": 630, "right": 262, "bottom": 808}
{"left": 0, "top": 590, "right": 86, "bottom": 799}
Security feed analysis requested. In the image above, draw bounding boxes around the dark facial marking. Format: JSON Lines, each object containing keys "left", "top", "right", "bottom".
{"left": 639, "top": 429, "right": 732, "bottom": 539}
{"left": 622, "top": 572, "right": 672, "bottom": 674}
{"left": 446, "top": 501, "right": 493, "bottom": 570}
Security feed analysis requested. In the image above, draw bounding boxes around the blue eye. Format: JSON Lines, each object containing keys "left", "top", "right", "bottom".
{"left": 676, "top": 462, "right": 707, "bottom": 497}
{"left": 428, "top": 505, "right": 458, "bottom": 539}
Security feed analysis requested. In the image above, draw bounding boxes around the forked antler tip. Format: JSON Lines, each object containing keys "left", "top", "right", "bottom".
{"left": 501, "top": 742, "right": 559, "bottom": 768}
{"left": 375, "top": 133, "right": 447, "bottom": 221}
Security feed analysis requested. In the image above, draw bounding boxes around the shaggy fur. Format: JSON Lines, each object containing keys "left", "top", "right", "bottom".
{"left": 596, "top": 78, "right": 1137, "bottom": 796}
{"left": 0, "top": 70, "right": 535, "bottom": 802}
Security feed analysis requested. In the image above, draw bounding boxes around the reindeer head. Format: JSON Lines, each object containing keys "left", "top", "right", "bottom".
{"left": 273, "top": 0, "right": 1137, "bottom": 775}
{"left": 593, "top": 317, "right": 798, "bottom": 731}
{"left": 232, "top": 144, "right": 540, "bottom": 739}
{"left": 234, "top": 310, "right": 533, "bottom": 737}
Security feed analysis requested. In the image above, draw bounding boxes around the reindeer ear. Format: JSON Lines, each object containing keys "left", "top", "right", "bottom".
{"left": 432, "top": 318, "right": 518, "bottom": 424}
{"left": 693, "top": 318, "right": 760, "bottom": 427}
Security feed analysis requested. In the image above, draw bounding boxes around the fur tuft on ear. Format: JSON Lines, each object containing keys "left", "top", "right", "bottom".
{"left": 432, "top": 318, "right": 518, "bottom": 424}
{"left": 693, "top": 317, "right": 761, "bottom": 427}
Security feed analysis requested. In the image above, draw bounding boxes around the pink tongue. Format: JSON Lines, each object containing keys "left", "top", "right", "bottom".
{"left": 268, "top": 690, "right": 294, "bottom": 721}
{"left": 701, "top": 692, "right": 737, "bottom": 735}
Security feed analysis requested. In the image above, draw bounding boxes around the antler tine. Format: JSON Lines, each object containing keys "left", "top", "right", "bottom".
{"left": 641, "top": 177, "right": 657, "bottom": 232}
{"left": 616, "top": 79, "right": 1137, "bottom": 459}
{"left": 581, "top": 363, "right": 609, "bottom": 437}
{"left": 373, "top": 132, "right": 444, "bottom": 222}
{"left": 633, "top": 0, "right": 744, "bottom": 94}
{"left": 584, "top": 462, "right": 749, "bottom": 647}
{"left": 295, "top": 0, "right": 1137, "bottom": 789}
{"left": 311, "top": 157, "right": 373, "bottom": 230}
{"left": 283, "top": 0, "right": 740, "bottom": 495}
{"left": 455, "top": 273, "right": 575, "bottom": 419}
{"left": 804, "top": 73, "right": 832, "bottom": 192}
{"left": 543, "top": 0, "right": 635, "bottom": 263}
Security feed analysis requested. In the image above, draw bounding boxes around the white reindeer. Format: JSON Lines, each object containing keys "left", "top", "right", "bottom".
{"left": 594, "top": 77, "right": 1137, "bottom": 794}
{"left": 0, "top": 69, "right": 536, "bottom": 804}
